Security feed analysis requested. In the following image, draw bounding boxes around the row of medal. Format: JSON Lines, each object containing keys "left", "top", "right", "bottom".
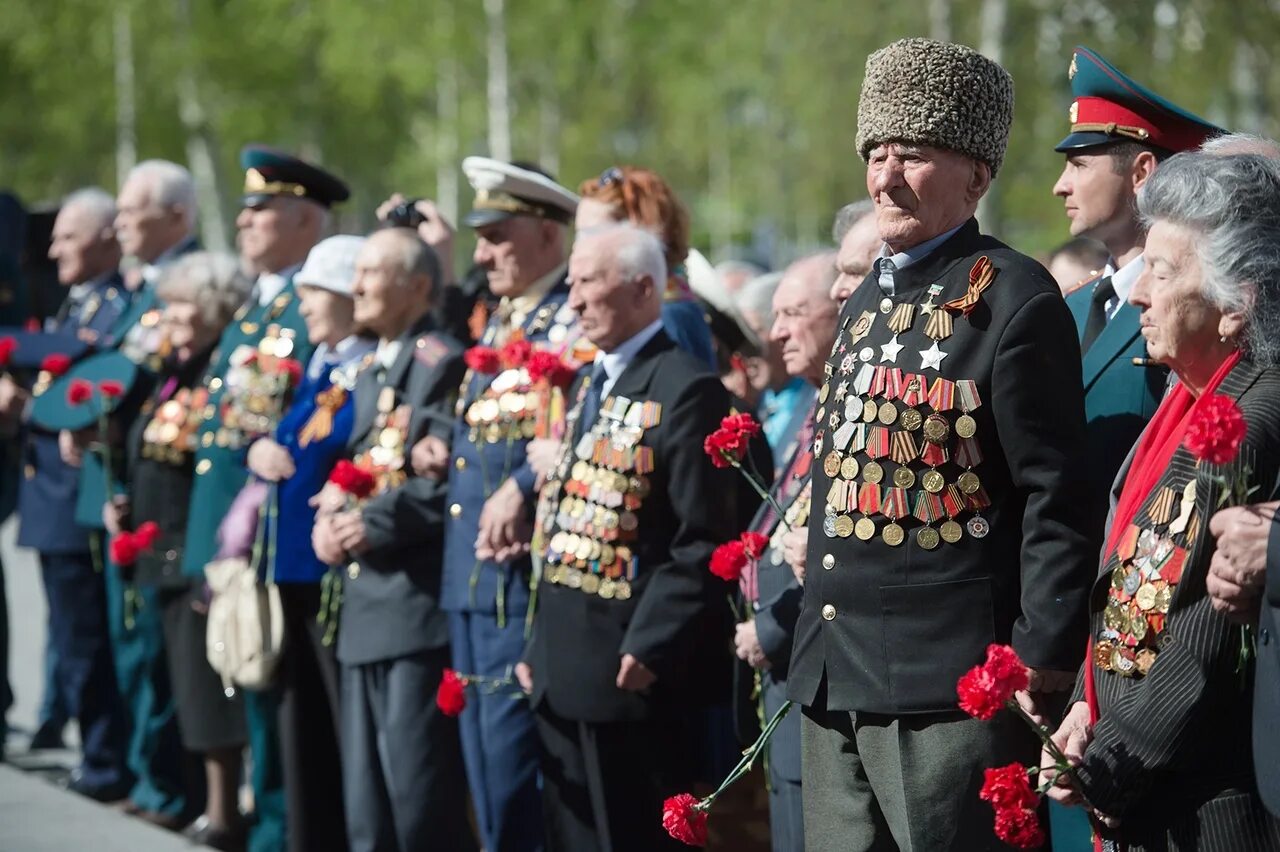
{"left": 141, "top": 387, "right": 208, "bottom": 464}
{"left": 351, "top": 387, "right": 412, "bottom": 497}
{"left": 217, "top": 326, "right": 299, "bottom": 449}
{"left": 461, "top": 361, "right": 547, "bottom": 444}
{"left": 1097, "top": 479, "right": 1199, "bottom": 678}
{"left": 540, "top": 532, "right": 637, "bottom": 600}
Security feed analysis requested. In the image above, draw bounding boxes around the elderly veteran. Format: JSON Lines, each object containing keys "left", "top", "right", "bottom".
{"left": 1043, "top": 153, "right": 1280, "bottom": 848}
{"left": 310, "top": 228, "right": 475, "bottom": 852}
{"left": 438, "top": 158, "right": 578, "bottom": 852}
{"left": 786, "top": 38, "right": 1096, "bottom": 851}
{"left": 104, "top": 252, "right": 252, "bottom": 842}
{"left": 243, "top": 235, "right": 373, "bottom": 852}
{"left": 517, "top": 223, "right": 749, "bottom": 851}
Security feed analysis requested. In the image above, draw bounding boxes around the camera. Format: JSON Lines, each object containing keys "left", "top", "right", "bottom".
{"left": 386, "top": 199, "right": 427, "bottom": 229}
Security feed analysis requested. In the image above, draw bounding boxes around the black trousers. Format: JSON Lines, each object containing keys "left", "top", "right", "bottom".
{"left": 535, "top": 701, "right": 694, "bottom": 852}
{"left": 276, "top": 583, "right": 346, "bottom": 852}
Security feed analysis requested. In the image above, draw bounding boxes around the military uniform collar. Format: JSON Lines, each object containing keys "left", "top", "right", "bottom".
{"left": 308, "top": 334, "right": 376, "bottom": 380}
{"left": 1107, "top": 252, "right": 1144, "bottom": 310}
{"left": 257, "top": 263, "right": 301, "bottom": 307}
{"left": 878, "top": 221, "right": 968, "bottom": 274}
{"left": 878, "top": 218, "right": 984, "bottom": 298}
{"left": 141, "top": 235, "right": 197, "bottom": 284}
{"left": 502, "top": 262, "right": 566, "bottom": 328}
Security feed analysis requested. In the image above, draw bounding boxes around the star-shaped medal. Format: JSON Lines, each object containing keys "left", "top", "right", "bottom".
{"left": 919, "top": 341, "right": 948, "bottom": 371}
{"left": 834, "top": 380, "right": 849, "bottom": 402}
{"left": 920, "top": 296, "right": 937, "bottom": 316}
{"left": 879, "top": 335, "right": 904, "bottom": 363}
{"left": 839, "top": 353, "right": 857, "bottom": 374}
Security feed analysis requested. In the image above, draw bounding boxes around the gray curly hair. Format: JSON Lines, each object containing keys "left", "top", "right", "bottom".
{"left": 1137, "top": 151, "right": 1280, "bottom": 366}
{"left": 155, "top": 251, "right": 252, "bottom": 331}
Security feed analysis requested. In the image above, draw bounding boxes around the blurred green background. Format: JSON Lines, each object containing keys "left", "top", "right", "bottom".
{"left": 3, "top": 0, "right": 1277, "bottom": 264}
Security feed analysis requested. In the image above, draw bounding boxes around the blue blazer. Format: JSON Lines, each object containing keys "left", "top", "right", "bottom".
{"left": 266, "top": 362, "right": 363, "bottom": 584}
{"left": 1066, "top": 278, "right": 1165, "bottom": 538}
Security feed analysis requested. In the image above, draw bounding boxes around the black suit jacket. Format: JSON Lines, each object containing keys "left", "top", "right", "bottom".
{"left": 1258, "top": 485, "right": 1280, "bottom": 819}
{"left": 1074, "top": 360, "right": 1280, "bottom": 845}
{"left": 527, "top": 332, "right": 744, "bottom": 723}
{"left": 788, "top": 219, "right": 1097, "bottom": 714}
{"left": 336, "top": 315, "right": 466, "bottom": 666}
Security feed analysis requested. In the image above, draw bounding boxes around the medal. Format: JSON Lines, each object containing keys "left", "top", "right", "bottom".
{"left": 955, "top": 414, "right": 977, "bottom": 439}
{"left": 879, "top": 297, "right": 893, "bottom": 314}
{"left": 862, "top": 399, "right": 878, "bottom": 423}
{"left": 923, "top": 308, "right": 953, "bottom": 342}
{"left": 966, "top": 516, "right": 990, "bottom": 539}
{"left": 957, "top": 471, "right": 981, "bottom": 495}
{"left": 862, "top": 461, "right": 884, "bottom": 484}
{"left": 939, "top": 520, "right": 963, "bottom": 543}
{"left": 834, "top": 515, "right": 856, "bottom": 538}
{"left": 859, "top": 346, "right": 875, "bottom": 362}
{"left": 854, "top": 517, "right": 876, "bottom": 541}
{"left": 921, "top": 470, "right": 945, "bottom": 493}
{"left": 880, "top": 335, "right": 905, "bottom": 363}
{"left": 823, "top": 452, "right": 842, "bottom": 478}
{"left": 887, "top": 302, "right": 916, "bottom": 334}
{"left": 899, "top": 409, "right": 923, "bottom": 432}
{"left": 840, "top": 456, "right": 860, "bottom": 480}
{"left": 919, "top": 342, "right": 948, "bottom": 371}
{"left": 882, "top": 523, "right": 905, "bottom": 546}
{"left": 1148, "top": 486, "right": 1176, "bottom": 527}
{"left": 892, "top": 467, "right": 916, "bottom": 489}
{"left": 877, "top": 400, "right": 898, "bottom": 425}
{"left": 916, "top": 527, "right": 941, "bottom": 550}
{"left": 889, "top": 431, "right": 919, "bottom": 466}
{"left": 922, "top": 413, "right": 950, "bottom": 444}
{"left": 848, "top": 310, "right": 876, "bottom": 346}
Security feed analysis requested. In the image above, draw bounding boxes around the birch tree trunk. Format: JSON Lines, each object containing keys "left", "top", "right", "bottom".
{"left": 484, "top": 0, "right": 511, "bottom": 162}
{"left": 175, "top": 0, "right": 228, "bottom": 251}
{"left": 976, "top": 0, "right": 1008, "bottom": 236}
{"left": 113, "top": 4, "right": 137, "bottom": 188}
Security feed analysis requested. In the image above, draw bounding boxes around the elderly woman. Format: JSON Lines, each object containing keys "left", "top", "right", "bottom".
{"left": 106, "top": 251, "right": 251, "bottom": 848}
{"left": 1045, "top": 152, "right": 1280, "bottom": 849}
{"left": 242, "top": 234, "right": 373, "bottom": 852}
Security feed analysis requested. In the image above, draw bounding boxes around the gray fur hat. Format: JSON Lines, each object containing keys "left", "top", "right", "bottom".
{"left": 856, "top": 38, "right": 1014, "bottom": 176}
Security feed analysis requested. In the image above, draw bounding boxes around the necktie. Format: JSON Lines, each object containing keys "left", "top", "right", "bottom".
{"left": 1080, "top": 277, "right": 1116, "bottom": 354}
{"left": 877, "top": 257, "right": 897, "bottom": 296}
{"left": 576, "top": 362, "right": 607, "bottom": 439}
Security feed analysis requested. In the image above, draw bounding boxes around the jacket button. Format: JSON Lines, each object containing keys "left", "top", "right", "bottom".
{"left": 455, "top": 457, "right": 466, "bottom": 471}
{"left": 821, "top": 604, "right": 836, "bottom": 621}
{"left": 165, "top": 549, "right": 178, "bottom": 561}
{"left": 449, "top": 503, "right": 462, "bottom": 519}
{"left": 347, "top": 562, "right": 360, "bottom": 579}
{"left": 822, "top": 554, "right": 835, "bottom": 570}
{"left": 196, "top": 459, "right": 212, "bottom": 475}
{"left": 1263, "top": 628, "right": 1271, "bottom": 645}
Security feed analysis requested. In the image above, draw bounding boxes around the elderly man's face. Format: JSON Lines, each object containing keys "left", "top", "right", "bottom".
{"left": 116, "top": 175, "right": 183, "bottom": 263}
{"left": 1052, "top": 150, "right": 1136, "bottom": 244}
{"left": 567, "top": 236, "right": 655, "bottom": 353}
{"left": 832, "top": 215, "right": 881, "bottom": 304}
{"left": 1130, "top": 220, "right": 1227, "bottom": 370}
{"left": 866, "top": 143, "right": 987, "bottom": 252}
{"left": 770, "top": 260, "right": 840, "bottom": 385}
{"left": 473, "top": 217, "right": 552, "bottom": 299}
{"left": 352, "top": 235, "right": 415, "bottom": 337}
{"left": 236, "top": 197, "right": 317, "bottom": 276}
{"left": 48, "top": 205, "right": 118, "bottom": 286}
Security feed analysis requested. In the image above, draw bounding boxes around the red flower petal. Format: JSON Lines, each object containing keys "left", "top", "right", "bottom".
{"left": 709, "top": 540, "right": 748, "bottom": 582}
{"left": 0, "top": 336, "right": 16, "bottom": 368}
{"left": 108, "top": 532, "right": 141, "bottom": 566}
{"left": 98, "top": 379, "right": 125, "bottom": 399}
{"left": 436, "top": 668, "right": 467, "bottom": 717}
{"left": 464, "top": 346, "right": 501, "bottom": 374}
{"left": 134, "top": 521, "right": 161, "bottom": 550}
{"left": 740, "top": 531, "right": 770, "bottom": 560}
{"left": 41, "top": 353, "right": 72, "bottom": 378}
{"left": 1185, "top": 393, "right": 1246, "bottom": 466}
{"left": 67, "top": 378, "right": 94, "bottom": 406}
{"left": 661, "top": 793, "right": 708, "bottom": 847}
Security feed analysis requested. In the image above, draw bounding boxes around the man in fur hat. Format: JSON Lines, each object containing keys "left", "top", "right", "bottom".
{"left": 786, "top": 38, "right": 1096, "bottom": 850}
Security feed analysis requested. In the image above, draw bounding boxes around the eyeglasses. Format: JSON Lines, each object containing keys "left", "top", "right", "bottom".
{"left": 598, "top": 167, "right": 623, "bottom": 187}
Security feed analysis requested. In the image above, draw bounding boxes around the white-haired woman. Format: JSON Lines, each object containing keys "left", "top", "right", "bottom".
{"left": 1045, "top": 153, "right": 1280, "bottom": 849}
{"left": 106, "top": 251, "right": 251, "bottom": 848}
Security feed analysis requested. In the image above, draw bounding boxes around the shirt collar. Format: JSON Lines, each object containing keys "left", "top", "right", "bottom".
{"left": 1109, "top": 253, "right": 1144, "bottom": 306}
{"left": 594, "top": 318, "right": 665, "bottom": 387}
{"left": 257, "top": 263, "right": 301, "bottom": 307}
{"left": 878, "top": 222, "right": 966, "bottom": 272}
{"left": 503, "top": 263, "right": 566, "bottom": 327}
{"left": 376, "top": 338, "right": 403, "bottom": 371}
{"left": 307, "top": 335, "right": 376, "bottom": 380}
{"left": 140, "top": 236, "right": 196, "bottom": 284}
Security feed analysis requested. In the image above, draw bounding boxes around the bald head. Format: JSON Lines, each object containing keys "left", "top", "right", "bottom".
{"left": 116, "top": 159, "right": 196, "bottom": 262}
{"left": 352, "top": 228, "right": 439, "bottom": 340}
{"left": 568, "top": 223, "right": 666, "bottom": 352}
{"left": 770, "top": 251, "right": 840, "bottom": 384}
{"left": 49, "top": 188, "right": 121, "bottom": 285}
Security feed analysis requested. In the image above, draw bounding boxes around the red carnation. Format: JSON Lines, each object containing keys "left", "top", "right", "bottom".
{"left": 709, "top": 540, "right": 748, "bottom": 582}
{"left": 329, "top": 460, "right": 376, "bottom": 499}
{"left": 500, "top": 339, "right": 532, "bottom": 370}
{"left": 957, "top": 644, "right": 1029, "bottom": 721}
{"left": 979, "top": 763, "right": 1038, "bottom": 811}
{"left": 98, "top": 379, "right": 125, "bottom": 399}
{"left": 134, "top": 521, "right": 161, "bottom": 550}
{"left": 24, "top": 317, "right": 40, "bottom": 332}
{"left": 661, "top": 793, "right": 708, "bottom": 847}
{"left": 464, "top": 346, "right": 501, "bottom": 374}
{"left": 525, "top": 350, "right": 576, "bottom": 389}
{"left": 41, "top": 353, "right": 72, "bottom": 377}
{"left": 703, "top": 427, "right": 749, "bottom": 469}
{"left": 740, "top": 531, "right": 770, "bottom": 560}
{"left": 109, "top": 532, "right": 142, "bottom": 567}
{"left": 1185, "top": 393, "right": 1246, "bottom": 466}
{"left": 436, "top": 668, "right": 467, "bottom": 717}
{"left": 993, "top": 804, "right": 1046, "bottom": 849}
{"left": 721, "top": 412, "right": 761, "bottom": 439}
{"left": 276, "top": 358, "right": 304, "bottom": 385}
{"left": 0, "top": 336, "right": 16, "bottom": 368}
{"left": 67, "top": 378, "right": 94, "bottom": 406}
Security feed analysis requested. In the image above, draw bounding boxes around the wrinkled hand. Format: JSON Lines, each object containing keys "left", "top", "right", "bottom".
{"left": 475, "top": 478, "right": 532, "bottom": 562}
{"left": 1208, "top": 502, "right": 1276, "bottom": 624}
{"left": 247, "top": 438, "right": 296, "bottom": 482}
{"left": 515, "top": 662, "right": 533, "bottom": 694}
{"left": 309, "top": 481, "right": 348, "bottom": 517}
{"left": 616, "top": 653, "right": 657, "bottom": 692}
{"left": 783, "top": 526, "right": 808, "bottom": 585}
{"left": 103, "top": 495, "right": 130, "bottom": 536}
{"left": 734, "top": 620, "right": 771, "bottom": 670}
{"left": 311, "top": 516, "right": 347, "bottom": 566}
{"left": 525, "top": 438, "right": 560, "bottom": 479}
{"left": 331, "top": 510, "right": 371, "bottom": 555}
{"left": 1015, "top": 667, "right": 1078, "bottom": 728}
{"left": 411, "top": 435, "right": 450, "bottom": 479}
{"left": 1042, "top": 700, "right": 1091, "bottom": 807}
{"left": 375, "top": 194, "right": 456, "bottom": 285}
{"left": 58, "top": 429, "right": 84, "bottom": 467}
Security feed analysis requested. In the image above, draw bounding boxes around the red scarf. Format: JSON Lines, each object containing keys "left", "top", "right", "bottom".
{"left": 1083, "top": 350, "right": 1241, "bottom": 851}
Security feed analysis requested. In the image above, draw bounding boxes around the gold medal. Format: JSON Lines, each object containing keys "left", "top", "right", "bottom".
{"left": 1111, "top": 646, "right": 1135, "bottom": 676}
{"left": 379, "top": 427, "right": 401, "bottom": 449}
{"left": 882, "top": 523, "right": 905, "bottom": 546}
{"left": 917, "top": 527, "right": 941, "bottom": 550}
{"left": 274, "top": 336, "right": 294, "bottom": 358}
{"left": 1093, "top": 639, "right": 1115, "bottom": 670}
{"left": 879, "top": 297, "right": 893, "bottom": 314}
{"left": 877, "top": 401, "right": 898, "bottom": 426}
{"left": 834, "top": 515, "right": 855, "bottom": 538}
{"left": 899, "top": 408, "right": 922, "bottom": 432}
{"left": 862, "top": 400, "right": 878, "bottom": 423}
{"left": 581, "top": 573, "right": 601, "bottom": 595}
{"left": 854, "top": 517, "right": 876, "bottom": 541}
{"left": 598, "top": 578, "right": 616, "bottom": 599}
{"left": 862, "top": 461, "right": 884, "bottom": 484}
{"left": 1154, "top": 586, "right": 1173, "bottom": 614}
{"left": 955, "top": 413, "right": 977, "bottom": 439}
{"left": 819, "top": 383, "right": 830, "bottom": 404}
{"left": 840, "top": 456, "right": 860, "bottom": 480}
{"left": 1135, "top": 648, "right": 1157, "bottom": 676}
{"left": 823, "top": 452, "right": 842, "bottom": 478}
{"left": 922, "top": 413, "right": 950, "bottom": 444}
{"left": 939, "top": 520, "right": 963, "bottom": 543}
{"left": 921, "top": 470, "right": 945, "bottom": 493}
{"left": 1129, "top": 613, "right": 1148, "bottom": 641}
{"left": 1135, "top": 583, "right": 1158, "bottom": 612}
{"left": 615, "top": 581, "right": 632, "bottom": 601}
{"left": 957, "top": 471, "right": 981, "bottom": 494}
{"left": 892, "top": 466, "right": 916, "bottom": 489}
{"left": 1103, "top": 603, "right": 1126, "bottom": 632}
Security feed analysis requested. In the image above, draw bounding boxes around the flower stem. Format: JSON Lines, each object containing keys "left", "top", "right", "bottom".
{"left": 698, "top": 700, "right": 794, "bottom": 811}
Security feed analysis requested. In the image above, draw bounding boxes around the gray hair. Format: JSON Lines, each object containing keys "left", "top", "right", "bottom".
{"left": 156, "top": 251, "right": 252, "bottom": 330}
{"left": 832, "top": 199, "right": 875, "bottom": 243}
{"left": 127, "top": 159, "right": 197, "bottom": 233}
{"left": 1138, "top": 152, "right": 1280, "bottom": 366}
{"left": 62, "top": 187, "right": 117, "bottom": 231}
{"left": 1201, "top": 133, "right": 1280, "bottom": 160}
{"left": 581, "top": 222, "right": 668, "bottom": 288}
{"left": 376, "top": 227, "right": 442, "bottom": 290}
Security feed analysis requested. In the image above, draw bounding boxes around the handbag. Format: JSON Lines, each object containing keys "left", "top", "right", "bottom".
{"left": 205, "top": 481, "right": 285, "bottom": 696}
